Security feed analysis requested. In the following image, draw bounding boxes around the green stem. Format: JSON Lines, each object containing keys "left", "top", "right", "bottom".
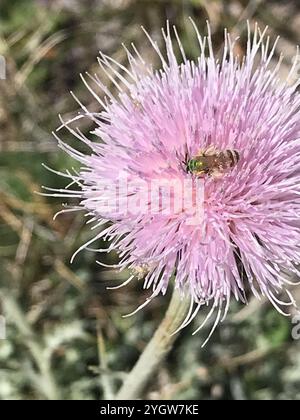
{"left": 116, "top": 288, "right": 190, "bottom": 400}
{"left": 1, "top": 292, "right": 60, "bottom": 400}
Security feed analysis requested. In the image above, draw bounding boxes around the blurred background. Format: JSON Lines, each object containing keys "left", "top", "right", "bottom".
{"left": 1, "top": 0, "right": 300, "bottom": 400}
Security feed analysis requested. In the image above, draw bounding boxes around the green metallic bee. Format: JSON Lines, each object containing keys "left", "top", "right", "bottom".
{"left": 186, "top": 146, "right": 240, "bottom": 179}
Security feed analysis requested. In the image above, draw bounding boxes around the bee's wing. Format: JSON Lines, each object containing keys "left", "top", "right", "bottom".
{"left": 204, "top": 145, "right": 218, "bottom": 156}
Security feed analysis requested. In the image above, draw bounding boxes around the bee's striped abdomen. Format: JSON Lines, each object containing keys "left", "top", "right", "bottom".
{"left": 225, "top": 149, "right": 240, "bottom": 167}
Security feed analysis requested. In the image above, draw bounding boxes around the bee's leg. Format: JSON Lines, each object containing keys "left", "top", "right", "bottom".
{"left": 210, "top": 169, "right": 224, "bottom": 180}
{"left": 182, "top": 152, "right": 188, "bottom": 167}
{"left": 193, "top": 170, "right": 206, "bottom": 178}
{"left": 179, "top": 149, "right": 189, "bottom": 172}
{"left": 184, "top": 151, "right": 188, "bottom": 164}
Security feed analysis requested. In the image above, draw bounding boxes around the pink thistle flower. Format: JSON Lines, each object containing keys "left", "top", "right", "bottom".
{"left": 48, "top": 21, "right": 300, "bottom": 342}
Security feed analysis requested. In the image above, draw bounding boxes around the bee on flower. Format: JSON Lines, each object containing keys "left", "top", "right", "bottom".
{"left": 47, "top": 21, "right": 300, "bottom": 343}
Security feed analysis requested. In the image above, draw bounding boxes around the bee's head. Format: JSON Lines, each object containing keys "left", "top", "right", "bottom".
{"left": 187, "top": 158, "right": 204, "bottom": 173}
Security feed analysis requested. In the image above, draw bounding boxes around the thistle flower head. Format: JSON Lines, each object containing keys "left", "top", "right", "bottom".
{"left": 49, "top": 21, "right": 300, "bottom": 340}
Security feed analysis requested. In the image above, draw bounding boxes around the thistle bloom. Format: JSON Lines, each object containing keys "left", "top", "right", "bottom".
{"left": 49, "top": 22, "right": 300, "bottom": 340}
